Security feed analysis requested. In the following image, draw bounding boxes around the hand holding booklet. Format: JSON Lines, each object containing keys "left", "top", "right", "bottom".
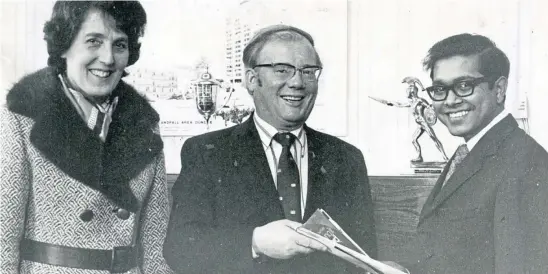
{"left": 296, "top": 209, "right": 407, "bottom": 274}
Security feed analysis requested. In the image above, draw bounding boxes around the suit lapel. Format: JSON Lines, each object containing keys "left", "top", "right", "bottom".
{"left": 420, "top": 165, "right": 450, "bottom": 221}
{"left": 230, "top": 120, "right": 332, "bottom": 221}
{"left": 303, "top": 126, "right": 329, "bottom": 220}
{"left": 231, "top": 117, "right": 283, "bottom": 219}
{"left": 420, "top": 115, "right": 519, "bottom": 220}
{"left": 430, "top": 152, "right": 483, "bottom": 207}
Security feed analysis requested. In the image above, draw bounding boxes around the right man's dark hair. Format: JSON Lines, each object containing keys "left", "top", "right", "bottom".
{"left": 423, "top": 33, "right": 510, "bottom": 89}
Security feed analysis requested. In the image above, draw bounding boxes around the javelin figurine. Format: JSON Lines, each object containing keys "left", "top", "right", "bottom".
{"left": 369, "top": 77, "right": 448, "bottom": 163}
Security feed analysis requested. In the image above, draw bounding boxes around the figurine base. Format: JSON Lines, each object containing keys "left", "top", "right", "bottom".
{"left": 413, "top": 168, "right": 442, "bottom": 174}
{"left": 411, "top": 161, "right": 446, "bottom": 174}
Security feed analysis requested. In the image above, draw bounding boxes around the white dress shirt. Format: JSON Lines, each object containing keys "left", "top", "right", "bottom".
{"left": 253, "top": 113, "right": 309, "bottom": 217}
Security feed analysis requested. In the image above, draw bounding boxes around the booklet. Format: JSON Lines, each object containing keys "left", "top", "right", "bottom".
{"left": 296, "top": 209, "right": 407, "bottom": 274}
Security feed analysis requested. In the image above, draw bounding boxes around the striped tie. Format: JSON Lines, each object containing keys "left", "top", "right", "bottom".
{"left": 273, "top": 132, "right": 301, "bottom": 222}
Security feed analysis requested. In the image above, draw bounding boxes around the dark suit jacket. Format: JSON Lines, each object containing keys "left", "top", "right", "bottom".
{"left": 164, "top": 116, "right": 377, "bottom": 273}
{"left": 406, "top": 115, "right": 548, "bottom": 274}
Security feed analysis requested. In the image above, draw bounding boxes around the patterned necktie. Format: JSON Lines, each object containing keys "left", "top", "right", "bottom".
{"left": 89, "top": 108, "right": 105, "bottom": 136}
{"left": 86, "top": 97, "right": 118, "bottom": 142}
{"left": 442, "top": 144, "right": 469, "bottom": 187}
{"left": 273, "top": 132, "right": 301, "bottom": 222}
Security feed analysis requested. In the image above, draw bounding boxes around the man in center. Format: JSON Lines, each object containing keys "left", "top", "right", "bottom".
{"left": 164, "top": 25, "right": 377, "bottom": 273}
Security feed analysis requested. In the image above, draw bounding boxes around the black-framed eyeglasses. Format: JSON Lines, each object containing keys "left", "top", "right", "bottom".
{"left": 253, "top": 63, "right": 322, "bottom": 82}
{"left": 425, "top": 77, "right": 490, "bottom": 101}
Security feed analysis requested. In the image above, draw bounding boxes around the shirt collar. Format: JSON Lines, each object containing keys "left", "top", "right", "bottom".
{"left": 253, "top": 112, "right": 304, "bottom": 148}
{"left": 466, "top": 109, "right": 510, "bottom": 150}
{"left": 59, "top": 74, "right": 113, "bottom": 113}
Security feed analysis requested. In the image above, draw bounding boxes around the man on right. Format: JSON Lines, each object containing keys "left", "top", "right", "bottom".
{"left": 407, "top": 33, "right": 548, "bottom": 273}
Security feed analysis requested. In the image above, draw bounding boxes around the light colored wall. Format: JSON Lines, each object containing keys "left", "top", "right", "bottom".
{"left": 1, "top": 0, "right": 546, "bottom": 176}
{"left": 348, "top": 0, "right": 532, "bottom": 175}
{"left": 524, "top": 1, "right": 548, "bottom": 152}
{"left": 0, "top": 1, "right": 53, "bottom": 102}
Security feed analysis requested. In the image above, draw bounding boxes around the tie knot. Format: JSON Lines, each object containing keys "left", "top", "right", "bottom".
{"left": 454, "top": 144, "right": 469, "bottom": 164}
{"left": 273, "top": 132, "right": 297, "bottom": 147}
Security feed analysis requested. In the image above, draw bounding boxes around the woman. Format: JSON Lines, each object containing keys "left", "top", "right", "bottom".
{"left": 0, "top": 1, "right": 173, "bottom": 273}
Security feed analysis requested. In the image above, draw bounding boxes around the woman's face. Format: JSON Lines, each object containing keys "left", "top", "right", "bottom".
{"left": 62, "top": 9, "right": 129, "bottom": 99}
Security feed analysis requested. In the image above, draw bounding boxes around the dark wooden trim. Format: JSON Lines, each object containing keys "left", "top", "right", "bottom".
{"left": 166, "top": 173, "right": 436, "bottom": 260}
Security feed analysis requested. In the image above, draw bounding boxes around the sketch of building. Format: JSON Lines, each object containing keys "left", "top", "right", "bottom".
{"left": 124, "top": 66, "right": 197, "bottom": 101}
{"left": 224, "top": 0, "right": 291, "bottom": 84}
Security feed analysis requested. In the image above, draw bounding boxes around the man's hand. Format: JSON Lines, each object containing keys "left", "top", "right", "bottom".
{"left": 252, "top": 219, "right": 327, "bottom": 259}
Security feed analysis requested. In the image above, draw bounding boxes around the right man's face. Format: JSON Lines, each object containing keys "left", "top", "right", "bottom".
{"left": 431, "top": 55, "right": 505, "bottom": 141}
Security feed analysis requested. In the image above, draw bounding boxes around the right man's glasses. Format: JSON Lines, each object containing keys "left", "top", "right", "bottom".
{"left": 425, "top": 77, "right": 490, "bottom": 101}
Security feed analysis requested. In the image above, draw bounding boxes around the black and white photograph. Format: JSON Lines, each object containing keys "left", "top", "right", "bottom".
{"left": 1, "top": 0, "right": 547, "bottom": 273}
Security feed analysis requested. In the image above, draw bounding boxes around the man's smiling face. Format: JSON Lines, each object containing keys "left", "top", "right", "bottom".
{"left": 431, "top": 55, "right": 505, "bottom": 141}
{"left": 248, "top": 38, "right": 320, "bottom": 131}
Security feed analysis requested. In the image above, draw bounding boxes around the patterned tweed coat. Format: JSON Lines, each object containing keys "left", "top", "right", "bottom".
{"left": 0, "top": 68, "right": 173, "bottom": 274}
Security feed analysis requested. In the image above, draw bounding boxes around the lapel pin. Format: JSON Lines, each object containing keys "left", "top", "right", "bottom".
{"left": 205, "top": 144, "right": 215, "bottom": 150}
{"left": 234, "top": 160, "right": 238, "bottom": 167}
{"left": 320, "top": 166, "right": 327, "bottom": 174}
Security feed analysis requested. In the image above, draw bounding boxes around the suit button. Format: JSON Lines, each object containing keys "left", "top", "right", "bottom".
{"left": 115, "top": 208, "right": 130, "bottom": 220}
{"left": 79, "top": 209, "right": 94, "bottom": 222}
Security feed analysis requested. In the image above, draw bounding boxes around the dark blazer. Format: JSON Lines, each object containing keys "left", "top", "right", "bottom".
{"left": 406, "top": 115, "right": 548, "bottom": 274}
{"left": 164, "top": 116, "right": 377, "bottom": 273}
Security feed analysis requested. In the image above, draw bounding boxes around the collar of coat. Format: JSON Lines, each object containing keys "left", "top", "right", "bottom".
{"left": 6, "top": 67, "right": 163, "bottom": 212}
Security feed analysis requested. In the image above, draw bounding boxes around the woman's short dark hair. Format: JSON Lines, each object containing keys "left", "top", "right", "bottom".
{"left": 43, "top": 1, "right": 147, "bottom": 73}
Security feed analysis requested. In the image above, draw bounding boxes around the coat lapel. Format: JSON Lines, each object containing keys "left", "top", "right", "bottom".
{"left": 420, "top": 115, "right": 519, "bottom": 220}
{"left": 7, "top": 68, "right": 163, "bottom": 212}
{"left": 99, "top": 87, "right": 163, "bottom": 212}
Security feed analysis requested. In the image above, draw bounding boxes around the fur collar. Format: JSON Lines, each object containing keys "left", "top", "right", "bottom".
{"left": 6, "top": 67, "right": 163, "bottom": 212}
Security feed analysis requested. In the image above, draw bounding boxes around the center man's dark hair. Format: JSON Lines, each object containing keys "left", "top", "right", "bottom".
{"left": 243, "top": 24, "right": 322, "bottom": 69}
